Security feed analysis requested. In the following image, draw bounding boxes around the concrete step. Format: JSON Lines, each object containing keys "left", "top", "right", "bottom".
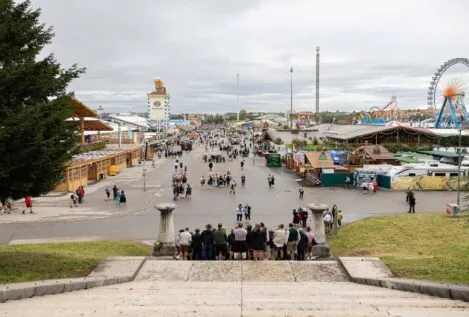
{"left": 1, "top": 281, "right": 468, "bottom": 316}
{"left": 1, "top": 261, "right": 468, "bottom": 316}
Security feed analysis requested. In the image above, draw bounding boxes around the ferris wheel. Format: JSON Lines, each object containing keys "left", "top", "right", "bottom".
{"left": 427, "top": 58, "right": 469, "bottom": 110}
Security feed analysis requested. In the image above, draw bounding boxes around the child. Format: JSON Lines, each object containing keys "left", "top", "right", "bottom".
{"left": 23, "top": 196, "right": 33, "bottom": 214}
{"left": 70, "top": 193, "right": 78, "bottom": 208}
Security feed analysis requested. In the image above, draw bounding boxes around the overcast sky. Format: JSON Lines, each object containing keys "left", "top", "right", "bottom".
{"left": 32, "top": 0, "right": 469, "bottom": 114}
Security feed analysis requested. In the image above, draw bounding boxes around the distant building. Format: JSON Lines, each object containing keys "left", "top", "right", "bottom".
{"left": 147, "top": 79, "right": 170, "bottom": 124}
{"left": 109, "top": 114, "right": 149, "bottom": 131}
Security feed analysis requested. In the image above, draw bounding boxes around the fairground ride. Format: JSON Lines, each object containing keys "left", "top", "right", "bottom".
{"left": 360, "top": 95, "right": 399, "bottom": 125}
{"left": 428, "top": 58, "right": 469, "bottom": 128}
{"left": 434, "top": 79, "right": 469, "bottom": 128}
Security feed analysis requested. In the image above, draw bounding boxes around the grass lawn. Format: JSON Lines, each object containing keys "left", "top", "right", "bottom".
{"left": 329, "top": 213, "right": 469, "bottom": 284}
{"left": 0, "top": 241, "right": 151, "bottom": 283}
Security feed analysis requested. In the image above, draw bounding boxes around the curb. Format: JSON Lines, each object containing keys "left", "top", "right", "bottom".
{"left": 0, "top": 257, "right": 148, "bottom": 303}
{"left": 352, "top": 277, "right": 469, "bottom": 302}
{"left": 338, "top": 257, "right": 469, "bottom": 302}
{"left": 0, "top": 276, "right": 132, "bottom": 303}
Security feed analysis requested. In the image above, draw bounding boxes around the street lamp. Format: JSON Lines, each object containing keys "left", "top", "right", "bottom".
{"left": 290, "top": 67, "right": 293, "bottom": 130}
{"left": 97, "top": 105, "right": 104, "bottom": 120}
{"left": 457, "top": 127, "right": 462, "bottom": 207}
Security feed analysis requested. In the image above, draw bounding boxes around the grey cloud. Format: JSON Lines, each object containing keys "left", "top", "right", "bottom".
{"left": 31, "top": 0, "right": 469, "bottom": 113}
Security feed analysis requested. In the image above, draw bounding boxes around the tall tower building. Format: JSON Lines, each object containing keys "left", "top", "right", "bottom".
{"left": 147, "top": 79, "right": 170, "bottom": 126}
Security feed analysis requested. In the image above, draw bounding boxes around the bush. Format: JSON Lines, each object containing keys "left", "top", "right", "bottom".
{"left": 274, "top": 137, "right": 284, "bottom": 145}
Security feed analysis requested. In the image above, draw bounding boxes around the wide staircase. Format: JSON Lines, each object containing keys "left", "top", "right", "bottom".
{"left": 2, "top": 260, "right": 469, "bottom": 317}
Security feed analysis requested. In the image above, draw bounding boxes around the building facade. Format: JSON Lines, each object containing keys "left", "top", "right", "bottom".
{"left": 147, "top": 79, "right": 170, "bottom": 124}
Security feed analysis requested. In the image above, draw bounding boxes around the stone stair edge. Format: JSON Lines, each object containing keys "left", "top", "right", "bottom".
{"left": 0, "top": 275, "right": 133, "bottom": 303}
{"left": 0, "top": 255, "right": 150, "bottom": 303}
{"left": 336, "top": 256, "right": 469, "bottom": 303}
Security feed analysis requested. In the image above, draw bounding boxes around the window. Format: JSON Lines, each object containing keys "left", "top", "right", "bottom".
{"left": 434, "top": 172, "right": 446, "bottom": 176}
{"left": 408, "top": 173, "right": 416, "bottom": 176}
{"left": 450, "top": 173, "right": 459, "bottom": 177}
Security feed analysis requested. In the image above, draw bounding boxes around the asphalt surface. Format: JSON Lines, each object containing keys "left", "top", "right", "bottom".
{"left": 0, "top": 143, "right": 458, "bottom": 244}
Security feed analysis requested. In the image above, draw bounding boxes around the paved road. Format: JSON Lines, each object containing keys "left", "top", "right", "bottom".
{"left": 0, "top": 144, "right": 458, "bottom": 244}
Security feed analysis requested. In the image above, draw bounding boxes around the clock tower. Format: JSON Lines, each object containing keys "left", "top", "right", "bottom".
{"left": 147, "top": 79, "right": 170, "bottom": 124}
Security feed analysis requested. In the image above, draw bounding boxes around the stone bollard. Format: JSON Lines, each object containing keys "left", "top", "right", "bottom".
{"left": 153, "top": 203, "right": 176, "bottom": 256}
{"left": 308, "top": 202, "right": 331, "bottom": 258}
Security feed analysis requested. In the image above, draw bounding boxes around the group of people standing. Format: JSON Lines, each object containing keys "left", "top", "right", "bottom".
{"left": 174, "top": 221, "right": 318, "bottom": 261}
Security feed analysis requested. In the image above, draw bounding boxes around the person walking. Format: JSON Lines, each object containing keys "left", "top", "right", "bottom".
{"left": 299, "top": 186, "right": 304, "bottom": 199}
{"left": 201, "top": 224, "right": 214, "bottom": 260}
{"left": 268, "top": 174, "right": 273, "bottom": 188}
{"left": 236, "top": 204, "right": 243, "bottom": 222}
{"left": 112, "top": 185, "right": 118, "bottom": 200}
{"left": 200, "top": 176, "right": 206, "bottom": 189}
{"left": 119, "top": 190, "right": 127, "bottom": 206}
{"left": 191, "top": 229, "right": 203, "bottom": 260}
{"left": 408, "top": 193, "right": 416, "bottom": 213}
{"left": 244, "top": 204, "right": 251, "bottom": 222}
{"left": 230, "top": 180, "right": 237, "bottom": 195}
{"left": 23, "top": 196, "right": 33, "bottom": 214}
{"left": 241, "top": 174, "right": 246, "bottom": 187}
{"left": 70, "top": 192, "right": 78, "bottom": 208}
{"left": 179, "top": 227, "right": 192, "bottom": 260}
{"left": 105, "top": 188, "right": 111, "bottom": 200}
{"left": 185, "top": 184, "right": 192, "bottom": 199}
{"left": 213, "top": 223, "right": 228, "bottom": 260}
{"left": 208, "top": 161, "right": 213, "bottom": 172}
{"left": 240, "top": 159, "right": 245, "bottom": 170}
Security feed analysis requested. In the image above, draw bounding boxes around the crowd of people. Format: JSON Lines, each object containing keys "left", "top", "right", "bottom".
{"left": 174, "top": 221, "right": 318, "bottom": 261}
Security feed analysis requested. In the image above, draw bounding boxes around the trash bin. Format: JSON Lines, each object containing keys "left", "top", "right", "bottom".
{"left": 446, "top": 203, "right": 459, "bottom": 216}
{"left": 109, "top": 165, "right": 118, "bottom": 176}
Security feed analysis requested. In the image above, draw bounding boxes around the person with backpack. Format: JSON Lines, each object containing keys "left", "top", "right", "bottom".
{"left": 286, "top": 223, "right": 299, "bottom": 260}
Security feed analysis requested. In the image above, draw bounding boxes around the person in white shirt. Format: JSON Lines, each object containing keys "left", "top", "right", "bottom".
{"left": 179, "top": 227, "right": 192, "bottom": 260}
{"left": 236, "top": 204, "right": 243, "bottom": 222}
{"left": 324, "top": 212, "right": 332, "bottom": 235}
{"left": 273, "top": 224, "right": 287, "bottom": 260}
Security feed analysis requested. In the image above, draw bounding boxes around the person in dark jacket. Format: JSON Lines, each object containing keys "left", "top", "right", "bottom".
{"left": 292, "top": 209, "right": 300, "bottom": 225}
{"left": 297, "top": 228, "right": 308, "bottom": 260}
{"left": 201, "top": 224, "right": 214, "bottom": 260}
{"left": 300, "top": 208, "right": 309, "bottom": 228}
{"left": 408, "top": 193, "right": 416, "bottom": 213}
{"left": 246, "top": 224, "right": 253, "bottom": 260}
{"left": 191, "top": 229, "right": 203, "bottom": 260}
{"left": 250, "top": 224, "right": 265, "bottom": 260}
{"left": 213, "top": 223, "right": 228, "bottom": 260}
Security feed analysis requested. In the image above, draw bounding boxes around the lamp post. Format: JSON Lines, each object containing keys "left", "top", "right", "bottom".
{"left": 97, "top": 105, "right": 104, "bottom": 120}
{"left": 457, "top": 127, "right": 462, "bottom": 207}
{"left": 290, "top": 67, "right": 293, "bottom": 130}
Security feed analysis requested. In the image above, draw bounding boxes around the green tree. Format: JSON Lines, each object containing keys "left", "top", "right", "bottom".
{"left": 238, "top": 109, "right": 247, "bottom": 121}
{"left": 0, "top": 0, "right": 85, "bottom": 201}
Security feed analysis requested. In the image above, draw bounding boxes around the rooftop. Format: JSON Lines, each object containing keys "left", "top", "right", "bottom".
{"left": 109, "top": 115, "right": 149, "bottom": 128}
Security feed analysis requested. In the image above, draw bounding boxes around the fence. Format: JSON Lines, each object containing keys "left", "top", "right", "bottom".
{"left": 377, "top": 174, "right": 392, "bottom": 189}
{"left": 320, "top": 173, "right": 353, "bottom": 187}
